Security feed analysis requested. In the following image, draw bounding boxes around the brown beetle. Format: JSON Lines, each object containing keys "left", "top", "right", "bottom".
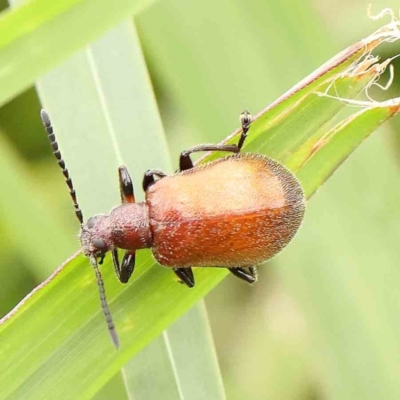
{"left": 41, "top": 110, "right": 305, "bottom": 347}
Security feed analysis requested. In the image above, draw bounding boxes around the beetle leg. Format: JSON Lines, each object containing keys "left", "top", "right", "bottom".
{"left": 179, "top": 111, "right": 252, "bottom": 171}
{"left": 111, "top": 249, "right": 120, "bottom": 277}
{"left": 228, "top": 266, "right": 258, "bottom": 284}
{"left": 237, "top": 110, "right": 252, "bottom": 150}
{"left": 143, "top": 169, "right": 167, "bottom": 191}
{"left": 179, "top": 144, "right": 240, "bottom": 171}
{"left": 112, "top": 249, "right": 136, "bottom": 283}
{"left": 118, "top": 165, "right": 135, "bottom": 203}
{"left": 173, "top": 268, "right": 195, "bottom": 288}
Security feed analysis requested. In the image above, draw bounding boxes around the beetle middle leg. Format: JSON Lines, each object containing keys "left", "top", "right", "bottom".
{"left": 143, "top": 169, "right": 167, "bottom": 191}
{"left": 228, "top": 266, "right": 258, "bottom": 284}
{"left": 173, "top": 268, "right": 195, "bottom": 288}
{"left": 179, "top": 110, "right": 252, "bottom": 171}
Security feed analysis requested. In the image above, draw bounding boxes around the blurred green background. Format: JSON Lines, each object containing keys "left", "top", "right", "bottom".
{"left": 2, "top": 0, "right": 400, "bottom": 399}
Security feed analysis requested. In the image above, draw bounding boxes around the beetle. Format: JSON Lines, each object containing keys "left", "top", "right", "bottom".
{"left": 40, "top": 110, "right": 305, "bottom": 348}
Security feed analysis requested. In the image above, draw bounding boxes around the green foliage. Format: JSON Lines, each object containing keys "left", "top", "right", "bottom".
{"left": 2, "top": 1, "right": 400, "bottom": 400}
{"left": 1, "top": 21, "right": 400, "bottom": 398}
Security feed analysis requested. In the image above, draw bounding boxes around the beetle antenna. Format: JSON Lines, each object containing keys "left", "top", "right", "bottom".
{"left": 40, "top": 109, "right": 84, "bottom": 225}
{"left": 90, "top": 255, "right": 120, "bottom": 348}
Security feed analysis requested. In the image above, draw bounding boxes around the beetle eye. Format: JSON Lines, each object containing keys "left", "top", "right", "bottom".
{"left": 93, "top": 238, "right": 107, "bottom": 250}
{"left": 87, "top": 216, "right": 99, "bottom": 229}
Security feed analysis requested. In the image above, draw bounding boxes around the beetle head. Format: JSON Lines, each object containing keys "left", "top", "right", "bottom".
{"left": 80, "top": 214, "right": 112, "bottom": 259}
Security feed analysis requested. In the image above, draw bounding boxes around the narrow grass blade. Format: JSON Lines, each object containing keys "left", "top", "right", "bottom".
{"left": 0, "top": 134, "right": 77, "bottom": 277}
{"left": 164, "top": 303, "right": 226, "bottom": 400}
{"left": 297, "top": 102, "right": 400, "bottom": 197}
{"left": 122, "top": 333, "right": 184, "bottom": 400}
{"left": 18, "top": 15, "right": 225, "bottom": 400}
{"left": 123, "top": 303, "right": 226, "bottom": 400}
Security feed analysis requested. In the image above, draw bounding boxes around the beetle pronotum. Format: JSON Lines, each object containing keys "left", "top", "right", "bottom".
{"left": 41, "top": 110, "right": 305, "bottom": 348}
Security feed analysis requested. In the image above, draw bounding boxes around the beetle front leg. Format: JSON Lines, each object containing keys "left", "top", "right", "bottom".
{"left": 228, "top": 266, "right": 258, "bottom": 284}
{"left": 118, "top": 165, "right": 135, "bottom": 203}
{"left": 173, "top": 267, "right": 195, "bottom": 288}
{"left": 142, "top": 169, "right": 167, "bottom": 191}
{"left": 112, "top": 249, "right": 136, "bottom": 284}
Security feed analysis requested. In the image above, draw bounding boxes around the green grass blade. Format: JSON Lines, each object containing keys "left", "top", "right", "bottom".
{"left": 0, "top": 134, "right": 77, "bottom": 278}
{"left": 28, "top": 16, "right": 226, "bottom": 400}
{"left": 1, "top": 0, "right": 154, "bottom": 108}
{"left": 1, "top": 21, "right": 400, "bottom": 400}
{"left": 298, "top": 103, "right": 400, "bottom": 196}
{"left": 122, "top": 334, "right": 184, "bottom": 399}
{"left": 124, "top": 302, "right": 226, "bottom": 400}
{"left": 164, "top": 303, "right": 226, "bottom": 400}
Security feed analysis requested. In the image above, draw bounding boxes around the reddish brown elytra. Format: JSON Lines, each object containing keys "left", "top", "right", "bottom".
{"left": 40, "top": 110, "right": 305, "bottom": 348}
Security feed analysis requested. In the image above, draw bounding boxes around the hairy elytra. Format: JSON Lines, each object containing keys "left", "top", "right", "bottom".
{"left": 148, "top": 153, "right": 304, "bottom": 267}
{"left": 41, "top": 109, "right": 305, "bottom": 348}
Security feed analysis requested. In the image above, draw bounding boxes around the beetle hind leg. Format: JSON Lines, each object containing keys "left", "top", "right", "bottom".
{"left": 179, "top": 144, "right": 240, "bottom": 171}
{"left": 179, "top": 111, "right": 253, "bottom": 171}
{"left": 228, "top": 266, "right": 258, "bottom": 284}
{"left": 237, "top": 110, "right": 252, "bottom": 150}
{"left": 173, "top": 268, "right": 195, "bottom": 288}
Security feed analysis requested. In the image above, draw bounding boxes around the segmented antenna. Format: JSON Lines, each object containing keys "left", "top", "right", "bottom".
{"left": 90, "top": 256, "right": 120, "bottom": 348}
{"left": 40, "top": 110, "right": 83, "bottom": 225}
{"left": 40, "top": 110, "right": 119, "bottom": 348}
